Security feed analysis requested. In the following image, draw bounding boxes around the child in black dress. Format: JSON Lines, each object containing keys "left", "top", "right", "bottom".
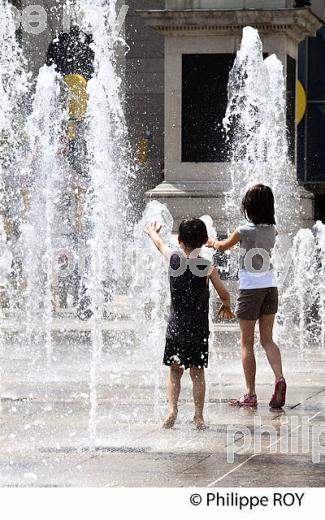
{"left": 145, "top": 219, "right": 234, "bottom": 430}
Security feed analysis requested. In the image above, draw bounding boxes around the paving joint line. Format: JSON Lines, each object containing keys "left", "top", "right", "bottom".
{"left": 207, "top": 408, "right": 323, "bottom": 487}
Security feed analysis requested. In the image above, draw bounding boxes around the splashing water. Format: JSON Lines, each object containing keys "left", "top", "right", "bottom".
{"left": 0, "top": 0, "right": 29, "bottom": 157}
{"left": 132, "top": 201, "right": 173, "bottom": 421}
{"left": 199, "top": 214, "right": 218, "bottom": 401}
{"left": 22, "top": 66, "right": 66, "bottom": 364}
{"left": 315, "top": 222, "right": 325, "bottom": 351}
{"left": 224, "top": 27, "right": 299, "bottom": 236}
{"left": 0, "top": 0, "right": 132, "bottom": 447}
{"left": 0, "top": 0, "right": 29, "bottom": 310}
{"left": 278, "top": 228, "right": 317, "bottom": 354}
{"left": 278, "top": 222, "right": 325, "bottom": 353}
{"left": 200, "top": 215, "right": 217, "bottom": 263}
{"left": 75, "top": 0, "right": 132, "bottom": 447}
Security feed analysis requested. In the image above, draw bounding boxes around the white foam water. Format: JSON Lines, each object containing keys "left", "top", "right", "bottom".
{"left": 131, "top": 200, "right": 173, "bottom": 421}
{"left": 0, "top": 0, "right": 30, "bottom": 311}
{"left": 224, "top": 27, "right": 299, "bottom": 237}
{"left": 22, "top": 66, "right": 66, "bottom": 364}
{"left": 75, "top": 0, "right": 132, "bottom": 446}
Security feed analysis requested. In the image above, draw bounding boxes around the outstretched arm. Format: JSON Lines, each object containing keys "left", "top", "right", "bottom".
{"left": 206, "top": 230, "right": 240, "bottom": 252}
{"left": 144, "top": 222, "right": 171, "bottom": 258}
{"left": 209, "top": 267, "right": 235, "bottom": 320}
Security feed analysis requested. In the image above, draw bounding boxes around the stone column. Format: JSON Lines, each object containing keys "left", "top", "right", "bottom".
{"left": 139, "top": 2, "right": 322, "bottom": 231}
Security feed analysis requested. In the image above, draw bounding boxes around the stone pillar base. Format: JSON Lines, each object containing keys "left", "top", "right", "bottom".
{"left": 146, "top": 181, "right": 229, "bottom": 232}
{"left": 146, "top": 181, "right": 315, "bottom": 234}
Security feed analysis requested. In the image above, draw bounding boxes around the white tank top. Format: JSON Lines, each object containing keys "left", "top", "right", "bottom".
{"left": 237, "top": 223, "right": 277, "bottom": 290}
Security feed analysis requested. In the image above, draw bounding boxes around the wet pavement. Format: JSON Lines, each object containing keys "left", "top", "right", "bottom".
{"left": 0, "top": 322, "right": 324, "bottom": 487}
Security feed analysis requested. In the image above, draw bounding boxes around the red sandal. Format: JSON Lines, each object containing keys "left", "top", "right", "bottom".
{"left": 269, "top": 377, "right": 286, "bottom": 408}
{"left": 229, "top": 394, "right": 258, "bottom": 407}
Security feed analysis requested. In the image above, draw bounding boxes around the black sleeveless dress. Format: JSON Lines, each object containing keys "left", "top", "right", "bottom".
{"left": 163, "top": 252, "right": 210, "bottom": 369}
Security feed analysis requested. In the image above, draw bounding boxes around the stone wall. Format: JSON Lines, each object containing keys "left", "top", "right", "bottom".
{"left": 310, "top": 0, "right": 325, "bottom": 19}
{"left": 166, "top": 0, "right": 291, "bottom": 9}
{"left": 125, "top": 0, "right": 165, "bottom": 221}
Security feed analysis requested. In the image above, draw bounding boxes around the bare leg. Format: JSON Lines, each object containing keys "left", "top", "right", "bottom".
{"left": 240, "top": 319, "right": 257, "bottom": 395}
{"left": 259, "top": 314, "right": 284, "bottom": 380}
{"left": 190, "top": 367, "right": 207, "bottom": 430}
{"left": 163, "top": 364, "right": 184, "bottom": 429}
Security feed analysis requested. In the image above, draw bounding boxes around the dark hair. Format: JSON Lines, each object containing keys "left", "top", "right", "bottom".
{"left": 178, "top": 219, "right": 208, "bottom": 250}
{"left": 242, "top": 184, "right": 276, "bottom": 225}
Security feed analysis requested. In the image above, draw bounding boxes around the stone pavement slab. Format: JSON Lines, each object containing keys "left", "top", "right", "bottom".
{"left": 0, "top": 331, "right": 325, "bottom": 487}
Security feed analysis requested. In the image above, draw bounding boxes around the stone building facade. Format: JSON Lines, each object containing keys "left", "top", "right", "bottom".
{"left": 8, "top": 1, "right": 325, "bottom": 224}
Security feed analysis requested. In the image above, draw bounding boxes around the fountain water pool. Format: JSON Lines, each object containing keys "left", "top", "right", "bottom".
{"left": 0, "top": 0, "right": 324, "bottom": 460}
{"left": 1, "top": 0, "right": 133, "bottom": 448}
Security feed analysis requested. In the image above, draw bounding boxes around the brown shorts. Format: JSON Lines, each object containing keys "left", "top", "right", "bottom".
{"left": 236, "top": 287, "right": 278, "bottom": 321}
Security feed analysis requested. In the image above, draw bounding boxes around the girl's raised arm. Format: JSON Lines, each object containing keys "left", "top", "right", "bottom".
{"left": 144, "top": 223, "right": 172, "bottom": 259}
{"left": 206, "top": 229, "right": 240, "bottom": 252}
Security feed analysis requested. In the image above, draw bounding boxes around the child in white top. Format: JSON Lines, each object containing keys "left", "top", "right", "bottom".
{"left": 207, "top": 184, "right": 286, "bottom": 409}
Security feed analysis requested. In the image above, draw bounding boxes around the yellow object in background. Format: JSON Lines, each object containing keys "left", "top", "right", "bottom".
{"left": 75, "top": 186, "right": 87, "bottom": 233}
{"left": 138, "top": 138, "right": 149, "bottom": 164}
{"left": 67, "top": 121, "right": 77, "bottom": 141}
{"left": 63, "top": 74, "right": 89, "bottom": 121}
{"left": 3, "top": 218, "right": 13, "bottom": 239}
{"left": 21, "top": 187, "right": 31, "bottom": 224}
{"left": 297, "top": 80, "right": 307, "bottom": 124}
